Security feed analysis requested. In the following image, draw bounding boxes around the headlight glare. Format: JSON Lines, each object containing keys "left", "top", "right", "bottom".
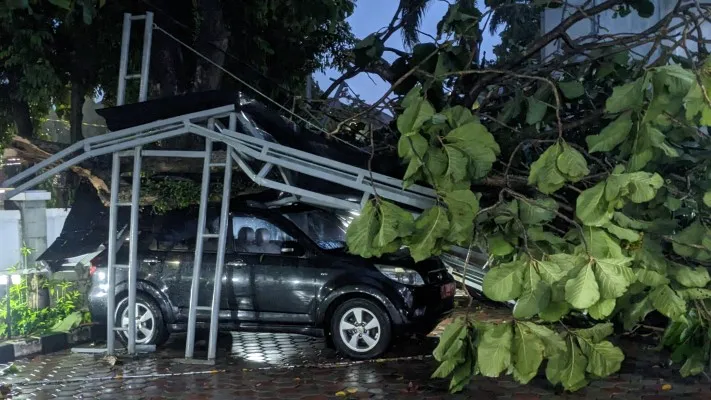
{"left": 375, "top": 265, "right": 425, "bottom": 286}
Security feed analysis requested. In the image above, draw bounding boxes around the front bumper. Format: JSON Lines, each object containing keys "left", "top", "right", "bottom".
{"left": 393, "top": 279, "right": 456, "bottom": 336}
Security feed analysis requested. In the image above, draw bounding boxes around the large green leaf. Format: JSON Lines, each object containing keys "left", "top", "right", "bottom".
{"left": 576, "top": 182, "right": 613, "bottom": 227}
{"left": 535, "top": 259, "right": 567, "bottom": 284}
{"left": 512, "top": 323, "right": 545, "bottom": 383}
{"left": 672, "top": 221, "right": 711, "bottom": 261}
{"left": 489, "top": 235, "right": 515, "bottom": 256}
{"left": 573, "top": 323, "right": 614, "bottom": 343}
{"left": 513, "top": 265, "right": 551, "bottom": 319}
{"left": 443, "top": 105, "right": 477, "bottom": 128}
{"left": 519, "top": 197, "right": 558, "bottom": 225}
{"left": 626, "top": 173, "right": 664, "bottom": 203}
{"left": 635, "top": 269, "right": 669, "bottom": 287}
{"left": 586, "top": 112, "right": 633, "bottom": 153}
{"left": 425, "top": 148, "right": 448, "bottom": 178}
{"left": 529, "top": 143, "right": 566, "bottom": 194}
{"left": 565, "top": 263, "right": 600, "bottom": 309}
{"left": 374, "top": 201, "right": 415, "bottom": 249}
{"left": 559, "top": 81, "right": 585, "bottom": 99}
{"left": 397, "top": 133, "right": 428, "bottom": 159}
{"left": 443, "top": 145, "right": 468, "bottom": 182}
{"left": 605, "top": 77, "right": 646, "bottom": 113}
{"left": 680, "top": 353, "right": 705, "bottom": 377}
{"left": 397, "top": 97, "right": 435, "bottom": 135}
{"left": 526, "top": 96, "right": 548, "bottom": 125}
{"left": 649, "top": 285, "right": 686, "bottom": 320}
{"left": 483, "top": 260, "right": 526, "bottom": 301}
{"left": 444, "top": 122, "right": 500, "bottom": 179}
{"left": 588, "top": 298, "right": 616, "bottom": 320}
{"left": 408, "top": 206, "right": 451, "bottom": 262}
{"left": 673, "top": 265, "right": 711, "bottom": 288}
{"left": 519, "top": 322, "right": 566, "bottom": 355}
{"left": 50, "top": 311, "right": 83, "bottom": 332}
{"left": 584, "top": 228, "right": 624, "bottom": 259}
{"left": 477, "top": 323, "right": 513, "bottom": 377}
{"left": 603, "top": 222, "right": 641, "bottom": 242}
{"left": 594, "top": 257, "right": 634, "bottom": 299}
{"left": 582, "top": 341, "right": 624, "bottom": 377}
{"left": 622, "top": 295, "right": 655, "bottom": 330}
{"left": 547, "top": 339, "right": 589, "bottom": 391}
{"left": 528, "top": 227, "right": 566, "bottom": 246}
{"left": 444, "top": 189, "right": 479, "bottom": 244}
{"left": 557, "top": 143, "right": 589, "bottom": 181}
{"left": 345, "top": 201, "right": 379, "bottom": 257}
{"left": 704, "top": 191, "right": 711, "bottom": 208}
{"left": 433, "top": 318, "right": 466, "bottom": 362}
{"left": 677, "top": 288, "right": 711, "bottom": 300}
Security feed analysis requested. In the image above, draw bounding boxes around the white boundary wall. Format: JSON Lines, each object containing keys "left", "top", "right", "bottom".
{"left": 0, "top": 208, "right": 70, "bottom": 272}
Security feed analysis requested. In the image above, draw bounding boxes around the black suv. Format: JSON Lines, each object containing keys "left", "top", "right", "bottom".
{"left": 87, "top": 203, "right": 455, "bottom": 359}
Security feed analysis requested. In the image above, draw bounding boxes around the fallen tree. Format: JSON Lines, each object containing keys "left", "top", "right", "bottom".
{"left": 337, "top": 0, "right": 711, "bottom": 393}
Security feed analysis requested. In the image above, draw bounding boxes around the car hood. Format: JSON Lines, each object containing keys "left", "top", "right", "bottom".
{"left": 324, "top": 247, "right": 444, "bottom": 274}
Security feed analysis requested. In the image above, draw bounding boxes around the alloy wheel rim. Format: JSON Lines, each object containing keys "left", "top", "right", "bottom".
{"left": 119, "top": 303, "right": 155, "bottom": 344}
{"left": 338, "top": 307, "right": 381, "bottom": 353}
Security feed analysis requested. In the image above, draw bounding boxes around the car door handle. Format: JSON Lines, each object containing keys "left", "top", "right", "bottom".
{"left": 227, "top": 260, "right": 246, "bottom": 267}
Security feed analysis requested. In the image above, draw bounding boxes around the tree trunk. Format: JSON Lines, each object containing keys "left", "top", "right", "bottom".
{"left": 192, "top": 0, "right": 230, "bottom": 92}
{"left": 70, "top": 79, "right": 86, "bottom": 144}
{"left": 11, "top": 99, "right": 34, "bottom": 139}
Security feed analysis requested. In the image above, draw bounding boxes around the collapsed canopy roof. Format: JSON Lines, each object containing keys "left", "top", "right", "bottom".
{"left": 95, "top": 90, "right": 402, "bottom": 178}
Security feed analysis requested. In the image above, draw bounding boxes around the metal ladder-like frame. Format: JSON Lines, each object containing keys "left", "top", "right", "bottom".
{"left": 184, "top": 116, "right": 236, "bottom": 362}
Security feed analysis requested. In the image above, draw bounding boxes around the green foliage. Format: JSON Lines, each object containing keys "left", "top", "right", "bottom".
{"left": 0, "top": 273, "right": 88, "bottom": 338}
{"left": 345, "top": 7, "right": 711, "bottom": 389}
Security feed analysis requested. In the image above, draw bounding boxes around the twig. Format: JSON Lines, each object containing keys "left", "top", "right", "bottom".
{"left": 438, "top": 69, "right": 564, "bottom": 139}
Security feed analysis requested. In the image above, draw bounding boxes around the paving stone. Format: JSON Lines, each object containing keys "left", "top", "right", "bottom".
{"left": 0, "top": 308, "right": 708, "bottom": 399}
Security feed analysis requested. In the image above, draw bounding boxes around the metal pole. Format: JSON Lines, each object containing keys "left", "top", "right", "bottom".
{"left": 185, "top": 122, "right": 215, "bottom": 359}
{"left": 106, "top": 152, "right": 121, "bottom": 355}
{"left": 305, "top": 75, "right": 312, "bottom": 101}
{"left": 207, "top": 115, "right": 236, "bottom": 360}
{"left": 117, "top": 13, "right": 132, "bottom": 106}
{"left": 127, "top": 146, "right": 142, "bottom": 354}
{"left": 138, "top": 12, "right": 154, "bottom": 102}
{"left": 6, "top": 279, "right": 11, "bottom": 339}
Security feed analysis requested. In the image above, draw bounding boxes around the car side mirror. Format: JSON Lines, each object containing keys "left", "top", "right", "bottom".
{"left": 281, "top": 241, "right": 305, "bottom": 256}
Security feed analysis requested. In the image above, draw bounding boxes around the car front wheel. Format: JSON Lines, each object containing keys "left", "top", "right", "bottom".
{"left": 114, "top": 293, "right": 169, "bottom": 346}
{"left": 330, "top": 298, "right": 391, "bottom": 360}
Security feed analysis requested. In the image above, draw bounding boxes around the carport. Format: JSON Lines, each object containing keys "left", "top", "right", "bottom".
{"left": 0, "top": 12, "right": 445, "bottom": 363}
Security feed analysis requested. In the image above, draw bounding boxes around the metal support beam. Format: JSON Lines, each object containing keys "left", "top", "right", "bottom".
{"left": 207, "top": 115, "right": 236, "bottom": 361}
{"left": 117, "top": 13, "right": 132, "bottom": 106}
{"left": 185, "top": 121, "right": 216, "bottom": 359}
{"left": 138, "top": 12, "right": 154, "bottom": 102}
{"left": 127, "top": 146, "right": 143, "bottom": 354}
{"left": 106, "top": 152, "right": 121, "bottom": 355}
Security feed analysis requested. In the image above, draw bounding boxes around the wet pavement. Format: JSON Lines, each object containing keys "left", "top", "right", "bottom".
{"left": 0, "top": 304, "right": 710, "bottom": 399}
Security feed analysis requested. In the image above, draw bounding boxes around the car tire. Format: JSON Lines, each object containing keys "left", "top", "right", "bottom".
{"left": 114, "top": 293, "right": 169, "bottom": 347}
{"left": 330, "top": 298, "right": 391, "bottom": 360}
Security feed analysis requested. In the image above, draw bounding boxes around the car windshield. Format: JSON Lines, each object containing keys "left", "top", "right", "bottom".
{"left": 283, "top": 208, "right": 356, "bottom": 250}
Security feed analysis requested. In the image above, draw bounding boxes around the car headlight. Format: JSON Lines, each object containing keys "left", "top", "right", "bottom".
{"left": 375, "top": 265, "right": 425, "bottom": 286}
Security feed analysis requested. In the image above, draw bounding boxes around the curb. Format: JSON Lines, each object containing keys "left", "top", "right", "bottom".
{"left": 0, "top": 325, "right": 100, "bottom": 364}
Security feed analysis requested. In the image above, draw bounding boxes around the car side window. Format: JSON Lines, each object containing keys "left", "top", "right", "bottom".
{"left": 148, "top": 216, "right": 221, "bottom": 253}
{"left": 232, "top": 215, "right": 294, "bottom": 254}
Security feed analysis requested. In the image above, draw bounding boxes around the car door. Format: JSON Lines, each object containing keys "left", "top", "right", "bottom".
{"left": 150, "top": 212, "right": 229, "bottom": 321}
{"left": 231, "top": 213, "right": 317, "bottom": 324}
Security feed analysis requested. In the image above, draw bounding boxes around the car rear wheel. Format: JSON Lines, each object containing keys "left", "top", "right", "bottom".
{"left": 115, "top": 293, "right": 169, "bottom": 347}
{"left": 330, "top": 298, "right": 391, "bottom": 360}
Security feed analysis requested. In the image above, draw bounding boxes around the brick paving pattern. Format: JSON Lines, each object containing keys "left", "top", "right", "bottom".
{"left": 0, "top": 302, "right": 708, "bottom": 399}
